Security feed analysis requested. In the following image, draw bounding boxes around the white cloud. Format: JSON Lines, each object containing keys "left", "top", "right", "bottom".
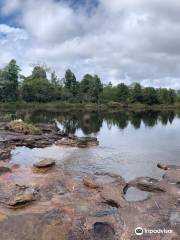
{"left": 0, "top": 0, "right": 180, "bottom": 88}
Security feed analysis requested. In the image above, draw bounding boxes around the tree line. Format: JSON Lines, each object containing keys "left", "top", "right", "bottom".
{"left": 0, "top": 59, "right": 179, "bottom": 105}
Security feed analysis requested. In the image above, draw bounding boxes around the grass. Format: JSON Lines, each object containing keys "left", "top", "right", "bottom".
{"left": 0, "top": 101, "right": 180, "bottom": 112}
{"left": 7, "top": 120, "right": 40, "bottom": 134}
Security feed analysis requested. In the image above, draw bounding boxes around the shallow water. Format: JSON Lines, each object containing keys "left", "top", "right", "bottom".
{"left": 124, "top": 187, "right": 149, "bottom": 202}
{"left": 6, "top": 110, "right": 180, "bottom": 181}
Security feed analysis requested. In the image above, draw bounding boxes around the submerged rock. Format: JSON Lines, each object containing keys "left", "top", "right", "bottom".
{"left": 33, "top": 159, "right": 55, "bottom": 168}
{"left": 56, "top": 136, "right": 99, "bottom": 148}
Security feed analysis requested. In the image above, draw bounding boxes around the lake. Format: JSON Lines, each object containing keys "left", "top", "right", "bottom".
{"left": 2, "top": 109, "right": 179, "bottom": 181}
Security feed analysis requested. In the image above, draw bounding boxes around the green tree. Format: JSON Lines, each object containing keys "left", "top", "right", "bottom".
{"left": 32, "top": 66, "right": 47, "bottom": 80}
{"left": 64, "top": 69, "right": 78, "bottom": 96}
{"left": 0, "top": 59, "right": 20, "bottom": 101}
{"left": 142, "top": 87, "right": 159, "bottom": 105}
{"left": 130, "top": 83, "right": 143, "bottom": 103}
{"left": 22, "top": 66, "right": 55, "bottom": 102}
{"left": 102, "top": 83, "right": 117, "bottom": 102}
{"left": 80, "top": 74, "right": 103, "bottom": 102}
{"left": 116, "top": 83, "right": 129, "bottom": 102}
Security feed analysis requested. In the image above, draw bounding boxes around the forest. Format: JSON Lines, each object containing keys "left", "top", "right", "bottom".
{"left": 0, "top": 59, "right": 179, "bottom": 105}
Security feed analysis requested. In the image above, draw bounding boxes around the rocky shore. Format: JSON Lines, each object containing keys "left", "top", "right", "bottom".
{"left": 0, "top": 121, "right": 179, "bottom": 240}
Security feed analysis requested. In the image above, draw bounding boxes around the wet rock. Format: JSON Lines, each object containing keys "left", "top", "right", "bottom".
{"left": 33, "top": 159, "right": 55, "bottom": 168}
{"left": 128, "top": 177, "right": 166, "bottom": 193}
{"left": 0, "top": 184, "right": 38, "bottom": 209}
{"left": 83, "top": 176, "right": 102, "bottom": 190}
{"left": 8, "top": 186, "right": 38, "bottom": 208}
{"left": 0, "top": 166, "right": 11, "bottom": 175}
{"left": 93, "top": 209, "right": 117, "bottom": 218}
{"left": 157, "top": 163, "right": 180, "bottom": 171}
{"left": 56, "top": 136, "right": 99, "bottom": 148}
{"left": 93, "top": 222, "right": 115, "bottom": 240}
{"left": 0, "top": 149, "right": 11, "bottom": 161}
{"left": 124, "top": 186, "right": 150, "bottom": 202}
{"left": 163, "top": 170, "right": 180, "bottom": 185}
{"left": 100, "top": 186, "right": 128, "bottom": 208}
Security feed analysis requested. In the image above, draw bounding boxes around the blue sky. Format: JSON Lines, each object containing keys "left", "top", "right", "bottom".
{"left": 0, "top": 0, "right": 180, "bottom": 88}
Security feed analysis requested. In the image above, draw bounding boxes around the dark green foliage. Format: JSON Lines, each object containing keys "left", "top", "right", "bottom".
{"left": 142, "top": 87, "right": 159, "bottom": 105}
{"left": 0, "top": 59, "right": 179, "bottom": 105}
{"left": 116, "top": 83, "right": 129, "bottom": 102}
{"left": 130, "top": 83, "right": 143, "bottom": 103}
{"left": 0, "top": 59, "right": 20, "bottom": 101}
{"left": 64, "top": 69, "right": 79, "bottom": 96}
{"left": 32, "top": 66, "right": 47, "bottom": 80}
{"left": 22, "top": 78, "right": 55, "bottom": 102}
{"left": 80, "top": 74, "right": 103, "bottom": 102}
{"left": 22, "top": 66, "right": 58, "bottom": 102}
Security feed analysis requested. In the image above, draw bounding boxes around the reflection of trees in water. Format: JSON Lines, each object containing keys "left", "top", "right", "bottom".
{"left": 79, "top": 113, "right": 103, "bottom": 135}
{"left": 0, "top": 109, "right": 177, "bottom": 134}
{"left": 103, "top": 111, "right": 176, "bottom": 130}
{"left": 129, "top": 112, "right": 142, "bottom": 129}
{"left": 141, "top": 111, "right": 158, "bottom": 127}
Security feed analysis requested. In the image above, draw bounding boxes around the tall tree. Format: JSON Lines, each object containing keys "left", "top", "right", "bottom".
{"left": 64, "top": 69, "right": 78, "bottom": 96}
{"left": 116, "top": 83, "right": 129, "bottom": 102}
{"left": 0, "top": 59, "right": 20, "bottom": 101}
{"left": 130, "top": 83, "right": 143, "bottom": 103}
{"left": 80, "top": 74, "right": 103, "bottom": 102}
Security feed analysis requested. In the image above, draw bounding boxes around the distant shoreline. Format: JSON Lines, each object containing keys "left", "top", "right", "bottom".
{"left": 0, "top": 101, "right": 180, "bottom": 112}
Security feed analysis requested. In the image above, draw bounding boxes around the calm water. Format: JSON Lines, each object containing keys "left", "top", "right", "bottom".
{"left": 2, "top": 109, "right": 179, "bottom": 181}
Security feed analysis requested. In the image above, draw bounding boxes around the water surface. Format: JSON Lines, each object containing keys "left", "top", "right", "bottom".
{"left": 2, "top": 110, "right": 179, "bottom": 181}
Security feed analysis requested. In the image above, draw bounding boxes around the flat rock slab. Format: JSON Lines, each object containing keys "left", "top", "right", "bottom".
{"left": 33, "top": 159, "right": 55, "bottom": 168}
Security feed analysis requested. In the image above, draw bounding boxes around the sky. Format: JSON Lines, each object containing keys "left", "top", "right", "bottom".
{"left": 0, "top": 0, "right": 180, "bottom": 88}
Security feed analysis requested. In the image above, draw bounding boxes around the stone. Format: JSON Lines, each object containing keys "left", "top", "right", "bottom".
{"left": 0, "top": 166, "right": 11, "bottom": 175}
{"left": 1, "top": 185, "right": 38, "bottom": 209}
{"left": 33, "top": 159, "right": 55, "bottom": 168}
{"left": 163, "top": 170, "right": 180, "bottom": 184}
{"left": 93, "top": 222, "right": 115, "bottom": 240}
{"left": 0, "top": 149, "right": 11, "bottom": 161}
{"left": 128, "top": 177, "right": 166, "bottom": 193}
{"left": 100, "top": 186, "right": 128, "bottom": 208}
{"left": 56, "top": 136, "right": 99, "bottom": 148}
{"left": 83, "top": 176, "right": 102, "bottom": 189}
{"left": 157, "top": 163, "right": 180, "bottom": 171}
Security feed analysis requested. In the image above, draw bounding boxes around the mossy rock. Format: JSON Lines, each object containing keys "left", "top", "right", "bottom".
{"left": 6, "top": 120, "right": 41, "bottom": 135}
